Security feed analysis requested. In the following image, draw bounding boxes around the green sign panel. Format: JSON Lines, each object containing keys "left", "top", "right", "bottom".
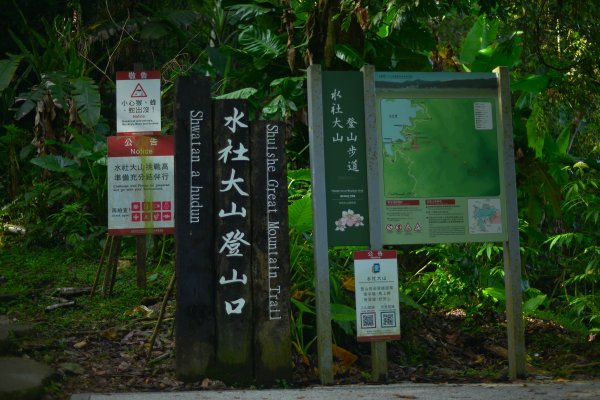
{"left": 375, "top": 72, "right": 508, "bottom": 244}
{"left": 322, "top": 71, "right": 370, "bottom": 246}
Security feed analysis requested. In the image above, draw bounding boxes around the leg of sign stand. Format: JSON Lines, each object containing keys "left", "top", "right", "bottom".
{"left": 146, "top": 269, "right": 176, "bottom": 363}
{"left": 307, "top": 65, "right": 334, "bottom": 385}
{"left": 495, "top": 66, "right": 526, "bottom": 379}
{"left": 91, "top": 233, "right": 111, "bottom": 297}
{"left": 102, "top": 235, "right": 121, "bottom": 297}
{"left": 371, "top": 341, "right": 388, "bottom": 382}
{"left": 136, "top": 236, "right": 147, "bottom": 289}
{"left": 101, "top": 235, "right": 115, "bottom": 297}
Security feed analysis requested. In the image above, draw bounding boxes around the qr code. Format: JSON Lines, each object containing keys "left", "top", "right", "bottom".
{"left": 360, "top": 312, "right": 376, "bottom": 329}
{"left": 381, "top": 312, "right": 396, "bottom": 328}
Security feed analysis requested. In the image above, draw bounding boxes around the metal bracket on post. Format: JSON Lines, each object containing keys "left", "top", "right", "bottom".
{"left": 307, "top": 64, "right": 334, "bottom": 385}
{"left": 495, "top": 66, "right": 526, "bottom": 379}
{"left": 362, "top": 64, "right": 388, "bottom": 382}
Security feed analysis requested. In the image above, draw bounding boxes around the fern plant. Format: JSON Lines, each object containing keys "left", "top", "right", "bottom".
{"left": 545, "top": 162, "right": 600, "bottom": 334}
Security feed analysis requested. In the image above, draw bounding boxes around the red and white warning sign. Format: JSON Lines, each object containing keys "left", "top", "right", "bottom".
{"left": 107, "top": 135, "right": 174, "bottom": 235}
{"left": 116, "top": 71, "right": 161, "bottom": 135}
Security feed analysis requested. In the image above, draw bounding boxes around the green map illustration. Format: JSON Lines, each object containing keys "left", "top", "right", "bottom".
{"left": 380, "top": 98, "right": 500, "bottom": 198}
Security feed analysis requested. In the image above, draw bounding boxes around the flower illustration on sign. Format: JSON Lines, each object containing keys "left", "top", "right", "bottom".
{"left": 335, "top": 209, "right": 364, "bottom": 231}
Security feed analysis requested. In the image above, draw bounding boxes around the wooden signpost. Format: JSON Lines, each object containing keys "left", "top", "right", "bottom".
{"left": 171, "top": 77, "right": 291, "bottom": 385}
{"left": 251, "top": 121, "right": 292, "bottom": 384}
{"left": 213, "top": 100, "right": 254, "bottom": 383}
{"left": 173, "top": 76, "right": 215, "bottom": 381}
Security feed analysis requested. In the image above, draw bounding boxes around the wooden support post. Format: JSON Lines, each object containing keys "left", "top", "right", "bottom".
{"left": 363, "top": 64, "right": 389, "bottom": 382}
{"left": 250, "top": 121, "right": 292, "bottom": 385}
{"left": 136, "top": 236, "right": 147, "bottom": 289}
{"left": 307, "top": 64, "right": 334, "bottom": 385}
{"left": 174, "top": 75, "right": 215, "bottom": 381}
{"left": 102, "top": 235, "right": 121, "bottom": 297}
{"left": 91, "top": 233, "right": 111, "bottom": 297}
{"left": 213, "top": 99, "right": 254, "bottom": 385}
{"left": 146, "top": 270, "right": 176, "bottom": 363}
{"left": 495, "top": 66, "right": 526, "bottom": 379}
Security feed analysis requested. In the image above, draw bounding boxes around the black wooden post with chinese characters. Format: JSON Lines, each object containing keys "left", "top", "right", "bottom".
{"left": 250, "top": 121, "right": 292, "bottom": 384}
{"left": 213, "top": 100, "right": 254, "bottom": 384}
{"left": 173, "top": 76, "right": 215, "bottom": 381}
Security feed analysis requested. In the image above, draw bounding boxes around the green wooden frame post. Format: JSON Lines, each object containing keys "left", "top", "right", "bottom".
{"left": 362, "top": 64, "right": 389, "bottom": 381}
{"left": 495, "top": 66, "right": 526, "bottom": 379}
{"left": 307, "top": 64, "right": 334, "bottom": 385}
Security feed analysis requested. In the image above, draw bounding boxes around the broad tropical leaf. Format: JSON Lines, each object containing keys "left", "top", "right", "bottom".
{"left": 139, "top": 22, "right": 170, "bottom": 40}
{"left": 460, "top": 15, "right": 499, "bottom": 65}
{"left": 0, "top": 55, "right": 22, "bottom": 93}
{"left": 330, "top": 303, "right": 356, "bottom": 322}
{"left": 15, "top": 85, "right": 46, "bottom": 120}
{"left": 238, "top": 25, "right": 285, "bottom": 60}
{"left": 43, "top": 72, "right": 70, "bottom": 111}
{"left": 288, "top": 169, "right": 311, "bottom": 182}
{"left": 335, "top": 44, "right": 364, "bottom": 69}
{"left": 162, "top": 9, "right": 199, "bottom": 27}
{"left": 140, "top": 10, "right": 199, "bottom": 39}
{"left": 555, "top": 126, "right": 571, "bottom": 155}
{"left": 30, "top": 155, "right": 77, "bottom": 172}
{"left": 523, "top": 294, "right": 547, "bottom": 315}
{"left": 511, "top": 74, "right": 550, "bottom": 93}
{"left": 228, "top": 3, "right": 274, "bottom": 23}
{"left": 291, "top": 297, "right": 314, "bottom": 314}
{"left": 71, "top": 77, "right": 101, "bottom": 129}
{"left": 482, "top": 286, "right": 505, "bottom": 302}
{"left": 288, "top": 195, "right": 312, "bottom": 233}
{"left": 215, "top": 87, "right": 258, "bottom": 99}
{"left": 470, "top": 32, "right": 523, "bottom": 72}
{"left": 526, "top": 100, "right": 545, "bottom": 158}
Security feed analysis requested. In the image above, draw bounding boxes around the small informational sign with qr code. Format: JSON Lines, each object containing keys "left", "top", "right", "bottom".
{"left": 354, "top": 250, "right": 401, "bottom": 341}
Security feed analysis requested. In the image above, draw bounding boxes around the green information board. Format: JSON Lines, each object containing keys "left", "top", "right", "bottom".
{"left": 375, "top": 72, "right": 508, "bottom": 244}
{"left": 309, "top": 66, "right": 525, "bottom": 383}
{"left": 322, "top": 71, "right": 370, "bottom": 246}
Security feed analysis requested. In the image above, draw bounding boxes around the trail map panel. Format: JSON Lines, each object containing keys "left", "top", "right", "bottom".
{"left": 375, "top": 72, "right": 508, "bottom": 244}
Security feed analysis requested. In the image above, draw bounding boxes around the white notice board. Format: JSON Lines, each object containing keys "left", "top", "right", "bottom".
{"left": 116, "top": 71, "right": 161, "bottom": 135}
{"left": 107, "top": 135, "right": 174, "bottom": 235}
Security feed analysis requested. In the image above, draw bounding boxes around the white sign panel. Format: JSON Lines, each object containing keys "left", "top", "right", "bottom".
{"left": 107, "top": 135, "right": 174, "bottom": 235}
{"left": 116, "top": 71, "right": 161, "bottom": 135}
{"left": 354, "top": 250, "right": 401, "bottom": 341}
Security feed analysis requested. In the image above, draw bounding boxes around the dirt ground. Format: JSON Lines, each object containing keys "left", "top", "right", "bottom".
{"left": 16, "top": 305, "right": 598, "bottom": 399}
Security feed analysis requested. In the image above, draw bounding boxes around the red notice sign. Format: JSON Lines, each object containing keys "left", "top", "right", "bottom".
{"left": 107, "top": 136, "right": 174, "bottom": 235}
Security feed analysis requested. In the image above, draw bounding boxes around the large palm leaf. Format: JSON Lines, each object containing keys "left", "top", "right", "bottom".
{"left": 71, "top": 77, "right": 100, "bottom": 129}
{"left": 238, "top": 25, "right": 285, "bottom": 60}
{"left": 0, "top": 55, "right": 22, "bottom": 93}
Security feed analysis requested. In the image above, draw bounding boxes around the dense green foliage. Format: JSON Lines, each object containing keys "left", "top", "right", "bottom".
{"left": 0, "top": 0, "right": 598, "bottom": 362}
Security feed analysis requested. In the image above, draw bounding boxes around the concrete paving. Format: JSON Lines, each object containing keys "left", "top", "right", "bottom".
{"left": 71, "top": 381, "right": 600, "bottom": 400}
{"left": 0, "top": 317, "right": 55, "bottom": 400}
{"left": 0, "top": 356, "right": 55, "bottom": 400}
